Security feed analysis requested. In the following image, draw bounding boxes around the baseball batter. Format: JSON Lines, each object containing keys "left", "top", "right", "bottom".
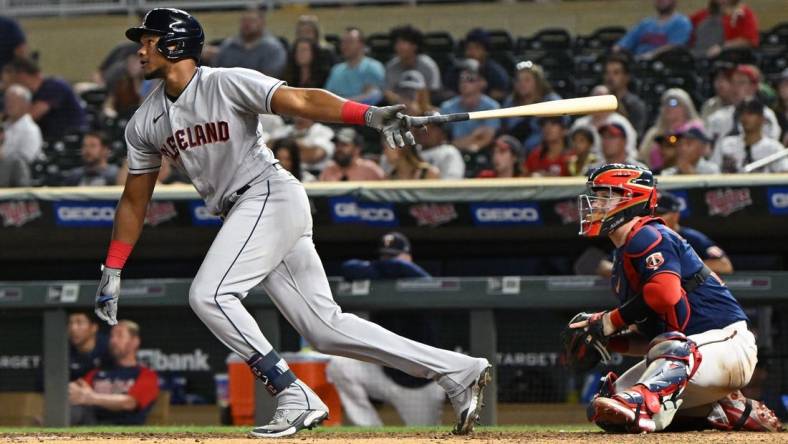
{"left": 93, "top": 8, "right": 491, "bottom": 438}
{"left": 567, "top": 163, "right": 782, "bottom": 433}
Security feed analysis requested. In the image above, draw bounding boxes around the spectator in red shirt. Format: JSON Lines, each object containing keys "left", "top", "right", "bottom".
{"left": 69, "top": 320, "right": 159, "bottom": 425}
{"left": 476, "top": 135, "right": 523, "bottom": 178}
{"left": 523, "top": 116, "right": 571, "bottom": 177}
{"left": 690, "top": 0, "right": 759, "bottom": 58}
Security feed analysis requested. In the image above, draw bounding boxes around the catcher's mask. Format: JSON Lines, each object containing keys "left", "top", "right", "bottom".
{"left": 578, "top": 163, "right": 657, "bottom": 237}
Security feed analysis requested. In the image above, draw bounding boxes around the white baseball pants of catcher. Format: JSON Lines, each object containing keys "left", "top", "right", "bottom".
{"left": 326, "top": 356, "right": 446, "bottom": 426}
{"left": 187, "top": 169, "right": 484, "bottom": 398}
{"left": 614, "top": 320, "right": 757, "bottom": 412}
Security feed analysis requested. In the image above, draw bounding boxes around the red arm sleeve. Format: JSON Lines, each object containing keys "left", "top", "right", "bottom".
{"left": 127, "top": 367, "right": 160, "bottom": 410}
{"left": 82, "top": 368, "right": 98, "bottom": 387}
{"left": 642, "top": 272, "right": 683, "bottom": 315}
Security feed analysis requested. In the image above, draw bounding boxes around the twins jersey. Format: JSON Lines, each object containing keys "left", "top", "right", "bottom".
{"left": 83, "top": 364, "right": 159, "bottom": 424}
{"left": 124, "top": 66, "right": 285, "bottom": 214}
{"left": 611, "top": 217, "right": 747, "bottom": 336}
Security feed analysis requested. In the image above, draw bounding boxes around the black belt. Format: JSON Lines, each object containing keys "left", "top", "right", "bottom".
{"left": 222, "top": 184, "right": 251, "bottom": 217}
{"left": 681, "top": 264, "right": 713, "bottom": 294}
{"left": 221, "top": 164, "right": 283, "bottom": 217}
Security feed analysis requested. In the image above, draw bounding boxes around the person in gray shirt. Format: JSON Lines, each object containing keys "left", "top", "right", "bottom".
{"left": 0, "top": 125, "right": 31, "bottom": 187}
{"left": 62, "top": 131, "right": 119, "bottom": 187}
{"left": 214, "top": 6, "right": 287, "bottom": 78}
{"left": 384, "top": 26, "right": 441, "bottom": 104}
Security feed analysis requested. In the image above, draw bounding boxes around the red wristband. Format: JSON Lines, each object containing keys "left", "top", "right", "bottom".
{"left": 105, "top": 240, "right": 133, "bottom": 269}
{"left": 340, "top": 100, "right": 370, "bottom": 125}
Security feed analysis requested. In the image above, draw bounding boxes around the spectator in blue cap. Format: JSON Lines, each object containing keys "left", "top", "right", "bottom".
{"left": 446, "top": 28, "right": 510, "bottom": 101}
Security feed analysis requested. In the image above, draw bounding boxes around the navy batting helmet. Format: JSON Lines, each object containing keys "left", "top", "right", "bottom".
{"left": 126, "top": 8, "right": 204, "bottom": 62}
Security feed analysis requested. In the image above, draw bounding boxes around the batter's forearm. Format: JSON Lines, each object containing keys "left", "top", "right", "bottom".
{"left": 111, "top": 196, "right": 148, "bottom": 246}
{"left": 110, "top": 172, "right": 158, "bottom": 247}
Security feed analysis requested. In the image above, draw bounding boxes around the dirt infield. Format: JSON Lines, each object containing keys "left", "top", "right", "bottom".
{"left": 2, "top": 431, "right": 787, "bottom": 444}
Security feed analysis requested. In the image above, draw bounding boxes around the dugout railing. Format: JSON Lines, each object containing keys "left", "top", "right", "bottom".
{"left": 0, "top": 273, "right": 785, "bottom": 427}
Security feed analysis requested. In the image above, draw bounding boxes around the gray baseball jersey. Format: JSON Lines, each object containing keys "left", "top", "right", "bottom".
{"left": 124, "top": 65, "right": 486, "bottom": 410}
{"left": 125, "top": 66, "right": 285, "bottom": 214}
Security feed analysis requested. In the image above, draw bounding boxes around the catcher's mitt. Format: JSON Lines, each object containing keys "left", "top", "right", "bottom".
{"left": 561, "top": 312, "right": 612, "bottom": 372}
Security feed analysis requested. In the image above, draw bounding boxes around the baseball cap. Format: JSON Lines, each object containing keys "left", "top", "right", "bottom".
{"left": 676, "top": 121, "right": 712, "bottom": 144}
{"left": 379, "top": 232, "right": 411, "bottom": 257}
{"left": 465, "top": 28, "right": 491, "bottom": 51}
{"left": 654, "top": 132, "right": 679, "bottom": 146}
{"left": 656, "top": 192, "right": 682, "bottom": 214}
{"left": 737, "top": 98, "right": 765, "bottom": 116}
{"left": 598, "top": 123, "right": 626, "bottom": 138}
{"left": 333, "top": 127, "right": 361, "bottom": 145}
{"left": 494, "top": 134, "right": 524, "bottom": 157}
{"left": 734, "top": 64, "right": 760, "bottom": 84}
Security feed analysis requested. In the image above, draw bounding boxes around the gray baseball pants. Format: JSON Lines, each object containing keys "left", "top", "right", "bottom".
{"left": 188, "top": 170, "right": 482, "bottom": 398}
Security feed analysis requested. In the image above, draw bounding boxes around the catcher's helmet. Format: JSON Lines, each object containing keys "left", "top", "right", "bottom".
{"left": 578, "top": 163, "right": 657, "bottom": 237}
{"left": 126, "top": 8, "right": 204, "bottom": 62}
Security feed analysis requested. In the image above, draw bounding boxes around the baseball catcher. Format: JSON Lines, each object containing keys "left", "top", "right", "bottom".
{"left": 563, "top": 163, "right": 782, "bottom": 433}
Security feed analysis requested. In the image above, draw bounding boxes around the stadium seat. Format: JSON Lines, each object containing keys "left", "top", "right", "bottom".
{"left": 536, "top": 51, "right": 575, "bottom": 77}
{"left": 487, "top": 29, "right": 514, "bottom": 52}
{"left": 424, "top": 31, "right": 455, "bottom": 54}
{"left": 366, "top": 32, "right": 393, "bottom": 63}
{"left": 324, "top": 33, "right": 340, "bottom": 54}
{"left": 760, "top": 23, "right": 788, "bottom": 58}
{"left": 423, "top": 31, "right": 456, "bottom": 69}
{"left": 529, "top": 28, "right": 572, "bottom": 51}
{"left": 715, "top": 47, "right": 758, "bottom": 66}
{"left": 574, "top": 26, "right": 626, "bottom": 56}
{"left": 653, "top": 47, "right": 696, "bottom": 74}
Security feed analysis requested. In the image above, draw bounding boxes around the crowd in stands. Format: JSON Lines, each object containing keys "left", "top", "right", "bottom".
{"left": 1, "top": 0, "right": 788, "bottom": 188}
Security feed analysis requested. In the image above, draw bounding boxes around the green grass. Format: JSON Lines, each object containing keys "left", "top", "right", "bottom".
{"left": 0, "top": 424, "right": 596, "bottom": 434}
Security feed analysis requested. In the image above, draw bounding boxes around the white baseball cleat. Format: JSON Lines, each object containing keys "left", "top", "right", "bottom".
{"left": 450, "top": 362, "right": 493, "bottom": 435}
{"left": 249, "top": 409, "right": 329, "bottom": 438}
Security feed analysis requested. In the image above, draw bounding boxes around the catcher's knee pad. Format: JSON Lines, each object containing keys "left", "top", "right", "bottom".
{"left": 247, "top": 350, "right": 297, "bottom": 396}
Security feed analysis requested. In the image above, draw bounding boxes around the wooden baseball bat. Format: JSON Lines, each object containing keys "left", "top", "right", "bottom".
{"left": 405, "top": 95, "right": 619, "bottom": 126}
{"left": 743, "top": 148, "right": 788, "bottom": 173}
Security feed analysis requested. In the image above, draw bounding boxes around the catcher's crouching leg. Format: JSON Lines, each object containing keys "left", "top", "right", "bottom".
{"left": 707, "top": 390, "right": 784, "bottom": 432}
{"left": 590, "top": 332, "right": 701, "bottom": 433}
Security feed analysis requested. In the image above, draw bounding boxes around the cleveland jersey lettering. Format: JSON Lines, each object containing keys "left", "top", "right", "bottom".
{"left": 125, "top": 67, "right": 284, "bottom": 215}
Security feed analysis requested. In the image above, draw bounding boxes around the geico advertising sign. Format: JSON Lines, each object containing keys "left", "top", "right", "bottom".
{"left": 190, "top": 201, "right": 223, "bottom": 226}
{"left": 768, "top": 187, "right": 788, "bottom": 215}
{"left": 329, "top": 197, "right": 399, "bottom": 227}
{"left": 470, "top": 203, "right": 542, "bottom": 226}
{"left": 54, "top": 201, "right": 117, "bottom": 227}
